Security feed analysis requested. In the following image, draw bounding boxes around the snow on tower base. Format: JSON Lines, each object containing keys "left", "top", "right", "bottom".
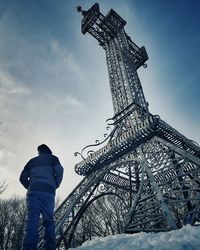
{"left": 69, "top": 225, "right": 200, "bottom": 250}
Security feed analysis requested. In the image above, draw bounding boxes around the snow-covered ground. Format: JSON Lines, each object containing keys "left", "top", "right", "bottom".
{"left": 69, "top": 225, "right": 200, "bottom": 250}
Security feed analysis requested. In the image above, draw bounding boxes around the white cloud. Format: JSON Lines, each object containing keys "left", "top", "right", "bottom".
{"left": 49, "top": 39, "right": 83, "bottom": 81}
{"left": 0, "top": 70, "right": 30, "bottom": 95}
{"left": 62, "top": 94, "right": 85, "bottom": 109}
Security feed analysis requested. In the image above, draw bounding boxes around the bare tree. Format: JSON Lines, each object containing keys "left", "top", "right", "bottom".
{"left": 73, "top": 194, "right": 128, "bottom": 247}
{"left": 0, "top": 179, "right": 7, "bottom": 195}
{"left": 0, "top": 196, "right": 26, "bottom": 250}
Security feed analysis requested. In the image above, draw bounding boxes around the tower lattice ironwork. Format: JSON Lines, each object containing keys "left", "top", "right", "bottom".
{"left": 38, "top": 3, "right": 200, "bottom": 249}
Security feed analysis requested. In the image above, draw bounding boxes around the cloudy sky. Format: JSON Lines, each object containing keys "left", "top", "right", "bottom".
{"left": 0, "top": 0, "right": 200, "bottom": 201}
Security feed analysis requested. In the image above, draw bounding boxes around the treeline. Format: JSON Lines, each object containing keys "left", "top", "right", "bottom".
{"left": 0, "top": 197, "right": 26, "bottom": 250}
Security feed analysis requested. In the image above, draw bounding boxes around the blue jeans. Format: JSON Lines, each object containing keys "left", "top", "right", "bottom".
{"left": 23, "top": 193, "right": 56, "bottom": 250}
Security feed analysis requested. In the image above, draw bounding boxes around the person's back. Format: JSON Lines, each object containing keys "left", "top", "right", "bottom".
{"left": 21, "top": 153, "right": 63, "bottom": 195}
{"left": 20, "top": 144, "right": 64, "bottom": 250}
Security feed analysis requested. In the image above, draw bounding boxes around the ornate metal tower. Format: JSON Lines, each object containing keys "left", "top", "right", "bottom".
{"left": 38, "top": 3, "right": 200, "bottom": 249}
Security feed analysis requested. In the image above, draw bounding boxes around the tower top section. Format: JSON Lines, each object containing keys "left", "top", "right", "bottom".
{"left": 77, "top": 3, "right": 148, "bottom": 69}
{"left": 77, "top": 3, "right": 148, "bottom": 116}
{"left": 77, "top": 3, "right": 128, "bottom": 44}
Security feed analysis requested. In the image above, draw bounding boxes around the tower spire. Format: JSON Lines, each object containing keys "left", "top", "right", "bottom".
{"left": 78, "top": 3, "right": 148, "bottom": 119}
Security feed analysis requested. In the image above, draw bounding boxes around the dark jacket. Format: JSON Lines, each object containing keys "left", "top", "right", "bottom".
{"left": 20, "top": 153, "right": 64, "bottom": 195}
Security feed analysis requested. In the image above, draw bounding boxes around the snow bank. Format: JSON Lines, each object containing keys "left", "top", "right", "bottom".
{"left": 69, "top": 225, "right": 200, "bottom": 250}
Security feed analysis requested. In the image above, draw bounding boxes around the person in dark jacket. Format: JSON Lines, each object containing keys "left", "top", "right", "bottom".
{"left": 20, "top": 144, "right": 64, "bottom": 250}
